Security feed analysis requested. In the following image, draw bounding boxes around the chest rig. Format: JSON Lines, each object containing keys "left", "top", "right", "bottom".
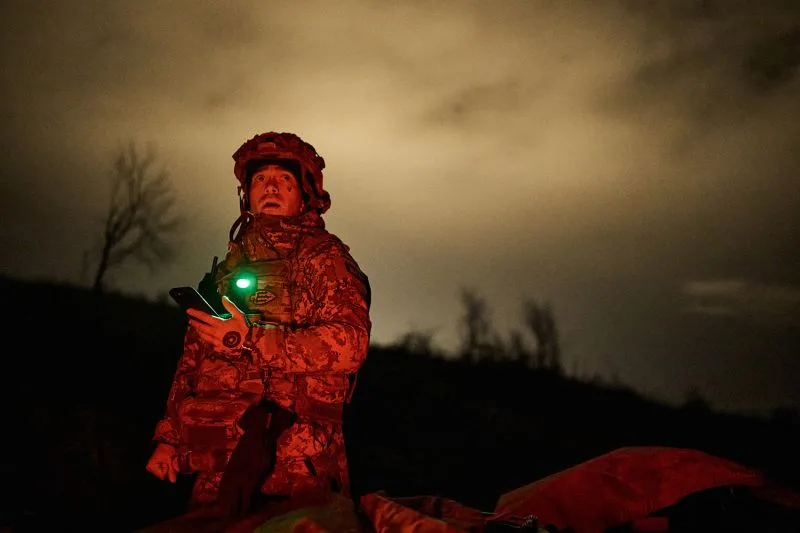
{"left": 217, "top": 258, "right": 294, "bottom": 325}
{"left": 175, "top": 256, "right": 296, "bottom": 473}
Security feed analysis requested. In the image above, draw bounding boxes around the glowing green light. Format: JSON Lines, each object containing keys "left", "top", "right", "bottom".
{"left": 235, "top": 277, "right": 252, "bottom": 289}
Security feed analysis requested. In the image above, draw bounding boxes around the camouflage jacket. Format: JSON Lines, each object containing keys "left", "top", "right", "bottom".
{"left": 152, "top": 210, "right": 371, "bottom": 452}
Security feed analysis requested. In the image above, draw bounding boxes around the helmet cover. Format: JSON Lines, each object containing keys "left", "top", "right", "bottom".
{"left": 232, "top": 132, "right": 331, "bottom": 214}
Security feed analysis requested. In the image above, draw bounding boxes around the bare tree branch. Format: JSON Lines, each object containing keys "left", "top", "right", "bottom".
{"left": 522, "top": 299, "right": 563, "bottom": 373}
{"left": 458, "top": 287, "right": 497, "bottom": 363}
{"left": 87, "top": 141, "right": 183, "bottom": 292}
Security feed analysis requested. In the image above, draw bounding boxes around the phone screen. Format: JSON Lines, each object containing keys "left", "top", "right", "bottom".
{"left": 169, "top": 286, "right": 220, "bottom": 317}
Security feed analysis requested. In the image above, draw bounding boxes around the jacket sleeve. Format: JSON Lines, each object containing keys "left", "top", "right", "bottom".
{"left": 247, "top": 239, "right": 371, "bottom": 374}
{"left": 152, "top": 328, "right": 202, "bottom": 445}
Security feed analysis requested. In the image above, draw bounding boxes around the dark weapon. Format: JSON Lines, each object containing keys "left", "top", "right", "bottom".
{"left": 215, "top": 400, "right": 297, "bottom": 518}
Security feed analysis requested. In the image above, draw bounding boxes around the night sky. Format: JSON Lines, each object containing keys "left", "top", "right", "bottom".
{"left": 1, "top": 1, "right": 798, "bottom": 415}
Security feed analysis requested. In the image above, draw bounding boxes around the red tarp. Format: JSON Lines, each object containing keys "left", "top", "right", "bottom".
{"left": 360, "top": 447, "right": 800, "bottom": 533}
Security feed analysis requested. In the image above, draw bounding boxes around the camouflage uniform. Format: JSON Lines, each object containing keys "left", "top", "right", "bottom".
{"left": 152, "top": 132, "right": 371, "bottom": 509}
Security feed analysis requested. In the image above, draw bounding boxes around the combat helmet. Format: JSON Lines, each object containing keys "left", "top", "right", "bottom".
{"left": 232, "top": 131, "right": 331, "bottom": 215}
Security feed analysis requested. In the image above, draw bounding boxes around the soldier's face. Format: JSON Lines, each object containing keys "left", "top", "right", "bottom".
{"left": 249, "top": 164, "right": 304, "bottom": 217}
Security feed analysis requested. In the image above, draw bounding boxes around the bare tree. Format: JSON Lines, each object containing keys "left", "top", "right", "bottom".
{"left": 85, "top": 141, "right": 182, "bottom": 292}
{"left": 458, "top": 287, "right": 497, "bottom": 363}
{"left": 522, "top": 298, "right": 562, "bottom": 373}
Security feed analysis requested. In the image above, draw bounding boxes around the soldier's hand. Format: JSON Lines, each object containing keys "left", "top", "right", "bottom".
{"left": 187, "top": 296, "right": 250, "bottom": 356}
{"left": 146, "top": 443, "right": 179, "bottom": 483}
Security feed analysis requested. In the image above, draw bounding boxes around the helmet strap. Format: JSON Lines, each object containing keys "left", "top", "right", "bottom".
{"left": 228, "top": 212, "right": 254, "bottom": 243}
{"left": 230, "top": 185, "right": 254, "bottom": 242}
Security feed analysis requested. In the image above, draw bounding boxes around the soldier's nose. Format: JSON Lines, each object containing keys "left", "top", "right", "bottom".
{"left": 265, "top": 182, "right": 279, "bottom": 194}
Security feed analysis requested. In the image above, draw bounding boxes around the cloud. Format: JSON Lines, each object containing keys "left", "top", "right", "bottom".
{"left": 681, "top": 278, "right": 800, "bottom": 325}
{"left": 597, "top": 1, "right": 800, "bottom": 146}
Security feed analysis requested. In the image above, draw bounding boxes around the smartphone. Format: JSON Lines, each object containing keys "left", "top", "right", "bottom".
{"left": 169, "top": 286, "right": 221, "bottom": 317}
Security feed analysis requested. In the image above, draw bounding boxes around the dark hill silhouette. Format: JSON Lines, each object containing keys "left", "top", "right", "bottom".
{"left": 1, "top": 275, "right": 797, "bottom": 531}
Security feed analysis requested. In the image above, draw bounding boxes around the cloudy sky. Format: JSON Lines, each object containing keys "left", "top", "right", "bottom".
{"left": 2, "top": 0, "right": 798, "bottom": 415}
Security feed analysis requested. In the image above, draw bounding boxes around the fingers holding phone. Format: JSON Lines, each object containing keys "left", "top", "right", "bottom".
{"left": 178, "top": 294, "right": 250, "bottom": 355}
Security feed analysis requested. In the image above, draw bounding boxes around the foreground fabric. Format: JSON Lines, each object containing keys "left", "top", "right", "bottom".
{"left": 139, "top": 446, "right": 800, "bottom": 533}
{"left": 492, "top": 446, "right": 799, "bottom": 532}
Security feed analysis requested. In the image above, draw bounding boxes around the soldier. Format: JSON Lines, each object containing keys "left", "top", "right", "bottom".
{"left": 145, "top": 132, "right": 372, "bottom": 520}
